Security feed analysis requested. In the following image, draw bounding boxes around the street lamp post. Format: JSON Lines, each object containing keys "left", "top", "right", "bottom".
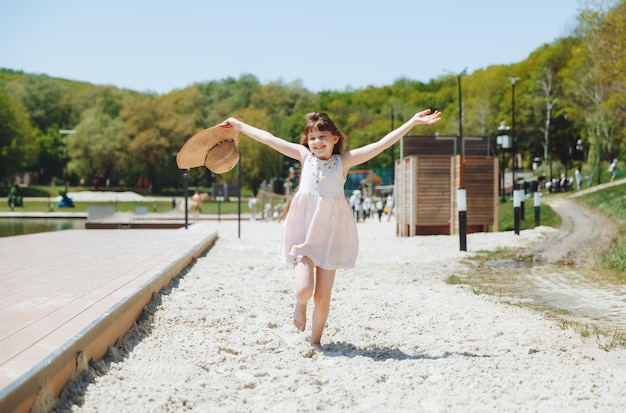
{"left": 184, "top": 169, "right": 189, "bottom": 229}
{"left": 388, "top": 103, "right": 395, "bottom": 169}
{"left": 509, "top": 77, "right": 519, "bottom": 190}
{"left": 497, "top": 121, "right": 510, "bottom": 202}
{"left": 58, "top": 129, "right": 76, "bottom": 193}
{"left": 544, "top": 100, "right": 554, "bottom": 181}
{"left": 444, "top": 68, "right": 467, "bottom": 139}
{"left": 237, "top": 152, "right": 242, "bottom": 239}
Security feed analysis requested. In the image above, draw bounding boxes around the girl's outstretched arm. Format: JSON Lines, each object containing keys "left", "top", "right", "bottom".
{"left": 220, "top": 117, "right": 308, "bottom": 162}
{"left": 342, "top": 109, "right": 441, "bottom": 170}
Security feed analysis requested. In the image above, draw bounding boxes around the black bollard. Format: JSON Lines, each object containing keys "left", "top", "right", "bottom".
{"left": 513, "top": 189, "right": 521, "bottom": 235}
{"left": 519, "top": 189, "right": 525, "bottom": 220}
{"left": 534, "top": 192, "right": 541, "bottom": 227}
{"left": 458, "top": 188, "right": 467, "bottom": 251}
{"left": 217, "top": 195, "right": 223, "bottom": 222}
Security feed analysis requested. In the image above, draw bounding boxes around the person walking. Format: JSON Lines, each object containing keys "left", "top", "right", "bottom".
{"left": 248, "top": 192, "right": 258, "bottom": 221}
{"left": 575, "top": 166, "right": 583, "bottom": 191}
{"left": 192, "top": 191, "right": 201, "bottom": 220}
{"left": 609, "top": 159, "right": 618, "bottom": 182}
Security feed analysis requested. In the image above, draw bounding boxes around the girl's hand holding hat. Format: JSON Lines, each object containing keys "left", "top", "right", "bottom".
{"left": 220, "top": 117, "right": 243, "bottom": 131}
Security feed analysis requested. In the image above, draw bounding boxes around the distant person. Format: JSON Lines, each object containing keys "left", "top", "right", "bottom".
{"left": 248, "top": 193, "right": 258, "bottom": 221}
{"left": 263, "top": 201, "right": 272, "bottom": 220}
{"left": 7, "top": 184, "right": 23, "bottom": 209}
{"left": 536, "top": 174, "right": 547, "bottom": 192}
{"left": 558, "top": 174, "right": 567, "bottom": 192}
{"left": 375, "top": 197, "right": 384, "bottom": 221}
{"left": 575, "top": 166, "right": 583, "bottom": 191}
{"left": 609, "top": 159, "right": 618, "bottom": 182}
{"left": 386, "top": 193, "right": 394, "bottom": 221}
{"left": 218, "top": 109, "right": 441, "bottom": 351}
{"left": 349, "top": 190, "right": 361, "bottom": 222}
{"left": 192, "top": 191, "right": 201, "bottom": 220}
{"left": 363, "top": 195, "right": 372, "bottom": 220}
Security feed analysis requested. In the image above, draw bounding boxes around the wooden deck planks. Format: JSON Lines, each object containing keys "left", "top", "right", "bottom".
{"left": 0, "top": 223, "right": 218, "bottom": 413}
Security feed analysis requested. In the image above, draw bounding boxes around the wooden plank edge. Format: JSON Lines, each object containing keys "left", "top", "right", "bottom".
{"left": 0, "top": 231, "right": 218, "bottom": 413}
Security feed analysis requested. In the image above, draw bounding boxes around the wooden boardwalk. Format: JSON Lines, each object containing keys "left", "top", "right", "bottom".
{"left": 0, "top": 223, "right": 218, "bottom": 413}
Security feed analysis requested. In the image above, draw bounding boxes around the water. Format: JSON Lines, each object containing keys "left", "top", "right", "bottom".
{"left": 477, "top": 257, "right": 626, "bottom": 333}
{"left": 0, "top": 218, "right": 85, "bottom": 238}
{"left": 467, "top": 196, "right": 626, "bottom": 336}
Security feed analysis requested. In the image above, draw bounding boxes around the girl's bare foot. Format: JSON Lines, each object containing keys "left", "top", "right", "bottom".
{"left": 293, "top": 303, "right": 306, "bottom": 331}
{"left": 311, "top": 342, "right": 324, "bottom": 352}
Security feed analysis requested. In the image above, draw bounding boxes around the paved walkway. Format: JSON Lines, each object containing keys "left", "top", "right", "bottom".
{"left": 0, "top": 223, "right": 218, "bottom": 413}
{"left": 0, "top": 211, "right": 250, "bottom": 221}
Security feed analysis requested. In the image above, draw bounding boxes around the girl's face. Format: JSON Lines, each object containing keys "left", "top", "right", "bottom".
{"left": 307, "top": 127, "right": 338, "bottom": 160}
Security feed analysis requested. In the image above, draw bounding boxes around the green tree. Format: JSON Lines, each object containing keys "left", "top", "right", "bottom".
{"left": 250, "top": 81, "right": 318, "bottom": 121}
{"left": 5, "top": 74, "right": 67, "bottom": 133}
{"left": 155, "top": 86, "right": 207, "bottom": 191}
{"left": 462, "top": 65, "right": 514, "bottom": 139}
{"left": 564, "top": 1, "right": 622, "bottom": 183}
{"left": 247, "top": 81, "right": 319, "bottom": 177}
{"left": 0, "top": 88, "right": 39, "bottom": 180}
{"left": 37, "top": 129, "right": 67, "bottom": 184}
{"left": 596, "top": 0, "right": 626, "bottom": 153}
{"left": 198, "top": 74, "right": 261, "bottom": 124}
{"left": 120, "top": 93, "right": 172, "bottom": 191}
{"left": 224, "top": 107, "right": 282, "bottom": 192}
{"left": 68, "top": 86, "right": 113, "bottom": 127}
{"left": 71, "top": 107, "right": 129, "bottom": 187}
{"left": 128, "top": 128, "right": 169, "bottom": 190}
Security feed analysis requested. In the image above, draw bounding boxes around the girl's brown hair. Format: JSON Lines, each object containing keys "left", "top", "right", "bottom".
{"left": 300, "top": 112, "right": 346, "bottom": 154}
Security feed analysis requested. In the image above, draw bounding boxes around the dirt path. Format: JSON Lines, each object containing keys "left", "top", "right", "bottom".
{"left": 529, "top": 195, "right": 617, "bottom": 266}
{"left": 474, "top": 182, "right": 626, "bottom": 331}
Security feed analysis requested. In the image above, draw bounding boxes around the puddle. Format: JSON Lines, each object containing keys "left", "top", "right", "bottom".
{"left": 464, "top": 195, "right": 626, "bottom": 336}
{"left": 485, "top": 259, "right": 533, "bottom": 269}
{"left": 468, "top": 256, "right": 626, "bottom": 333}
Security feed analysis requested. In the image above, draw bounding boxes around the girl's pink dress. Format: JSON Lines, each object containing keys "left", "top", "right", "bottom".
{"left": 279, "top": 153, "right": 358, "bottom": 270}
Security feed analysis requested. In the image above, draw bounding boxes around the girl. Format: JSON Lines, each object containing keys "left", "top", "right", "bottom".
{"left": 220, "top": 109, "right": 441, "bottom": 351}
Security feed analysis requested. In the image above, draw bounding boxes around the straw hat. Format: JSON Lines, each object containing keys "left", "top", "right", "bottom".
{"left": 176, "top": 118, "right": 241, "bottom": 174}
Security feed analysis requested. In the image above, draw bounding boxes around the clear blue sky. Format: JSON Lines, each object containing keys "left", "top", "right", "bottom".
{"left": 0, "top": 0, "right": 581, "bottom": 94}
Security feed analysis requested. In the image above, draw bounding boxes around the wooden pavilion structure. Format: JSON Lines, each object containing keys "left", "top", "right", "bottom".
{"left": 394, "top": 135, "right": 499, "bottom": 236}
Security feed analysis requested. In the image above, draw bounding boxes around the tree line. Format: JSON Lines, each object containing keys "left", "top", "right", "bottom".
{"left": 1, "top": 0, "right": 624, "bottom": 194}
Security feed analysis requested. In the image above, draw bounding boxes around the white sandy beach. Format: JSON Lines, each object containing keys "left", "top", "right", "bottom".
{"left": 57, "top": 218, "right": 626, "bottom": 412}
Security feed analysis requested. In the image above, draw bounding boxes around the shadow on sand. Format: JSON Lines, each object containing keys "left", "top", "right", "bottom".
{"left": 322, "top": 341, "right": 498, "bottom": 361}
